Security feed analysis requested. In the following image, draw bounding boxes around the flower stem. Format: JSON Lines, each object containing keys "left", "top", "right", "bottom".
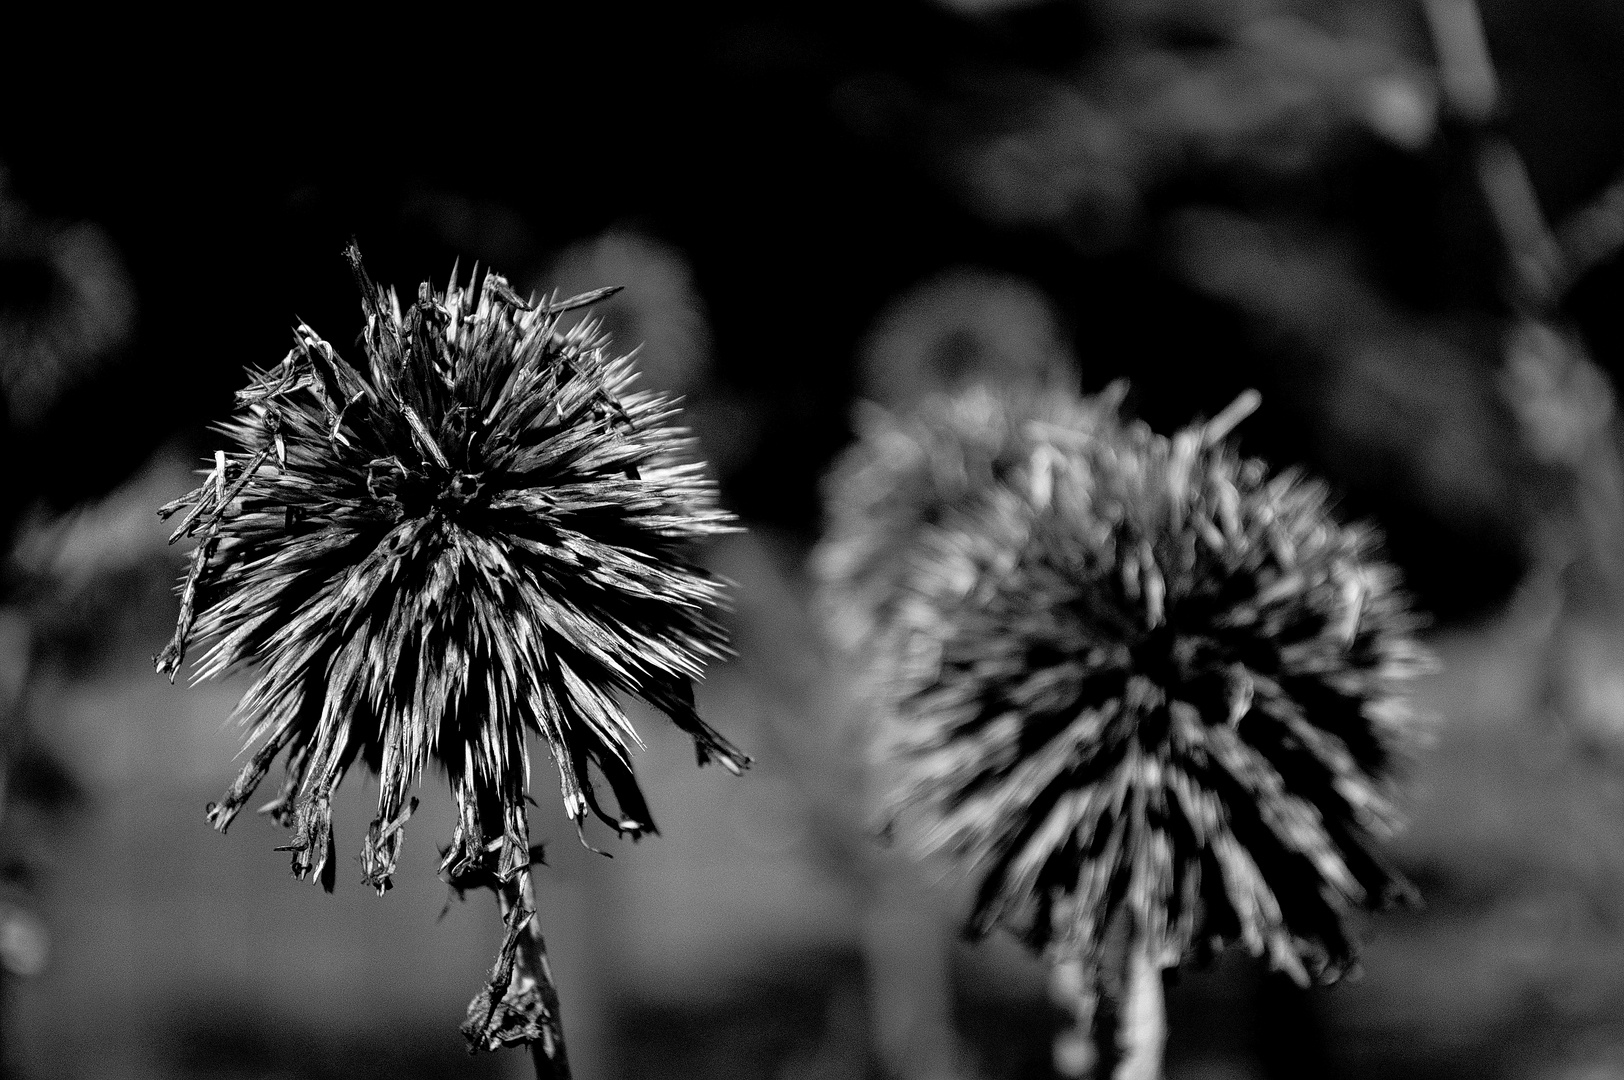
{"left": 1053, "top": 937, "right": 1166, "bottom": 1080}
{"left": 496, "top": 874, "right": 573, "bottom": 1080}
{"left": 1108, "top": 942, "right": 1167, "bottom": 1080}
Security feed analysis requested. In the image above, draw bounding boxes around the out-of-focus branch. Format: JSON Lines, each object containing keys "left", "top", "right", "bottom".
{"left": 1554, "top": 172, "right": 1624, "bottom": 294}
{"left": 1424, "top": 0, "right": 1624, "bottom": 752}
{"left": 1420, "top": 0, "right": 1498, "bottom": 125}
{"left": 1423, "top": 0, "right": 1573, "bottom": 313}
{"left": 1474, "top": 141, "right": 1566, "bottom": 314}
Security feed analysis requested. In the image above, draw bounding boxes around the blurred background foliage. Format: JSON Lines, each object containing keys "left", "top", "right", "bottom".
{"left": 1, "top": 0, "right": 1623, "bottom": 1076}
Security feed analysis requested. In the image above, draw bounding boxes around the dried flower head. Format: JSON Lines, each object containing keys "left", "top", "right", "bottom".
{"left": 156, "top": 245, "right": 745, "bottom": 909}
{"left": 848, "top": 387, "right": 1429, "bottom": 985}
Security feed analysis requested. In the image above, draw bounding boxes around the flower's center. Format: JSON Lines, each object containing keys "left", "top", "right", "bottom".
{"left": 1121, "top": 618, "right": 1239, "bottom": 742}
{"left": 375, "top": 460, "right": 489, "bottom": 521}
{"left": 440, "top": 472, "right": 484, "bottom": 509}
{"left": 1126, "top": 622, "right": 1201, "bottom": 688}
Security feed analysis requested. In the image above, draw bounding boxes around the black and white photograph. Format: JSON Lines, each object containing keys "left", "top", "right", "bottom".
{"left": 2, "top": 2, "right": 1623, "bottom": 1077}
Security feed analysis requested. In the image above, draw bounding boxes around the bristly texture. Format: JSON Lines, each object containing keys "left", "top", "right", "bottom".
{"left": 848, "top": 387, "right": 1430, "bottom": 986}
{"left": 814, "top": 382, "right": 1125, "bottom": 656}
{"left": 156, "top": 246, "right": 747, "bottom": 903}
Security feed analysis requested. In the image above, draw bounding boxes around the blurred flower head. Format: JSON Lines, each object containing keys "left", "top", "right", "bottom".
{"left": 157, "top": 246, "right": 746, "bottom": 896}
{"left": 855, "top": 269, "right": 1077, "bottom": 409}
{"left": 539, "top": 227, "right": 713, "bottom": 400}
{"left": 838, "top": 386, "right": 1430, "bottom": 984}
{"left": 816, "top": 381, "right": 1122, "bottom": 655}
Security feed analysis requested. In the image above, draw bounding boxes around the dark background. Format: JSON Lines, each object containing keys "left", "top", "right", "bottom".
{"left": 14, "top": 0, "right": 1624, "bottom": 613}
{"left": 2, "top": 2, "right": 1624, "bottom": 1077}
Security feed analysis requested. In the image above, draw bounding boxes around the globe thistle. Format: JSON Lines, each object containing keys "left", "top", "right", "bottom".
{"left": 864, "top": 387, "right": 1430, "bottom": 991}
{"left": 814, "top": 382, "right": 1124, "bottom": 655}
{"left": 155, "top": 246, "right": 746, "bottom": 1063}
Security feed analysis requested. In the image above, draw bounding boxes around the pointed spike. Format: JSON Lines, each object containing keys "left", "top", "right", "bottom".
{"left": 1203, "top": 389, "right": 1262, "bottom": 445}
{"left": 544, "top": 284, "right": 623, "bottom": 315}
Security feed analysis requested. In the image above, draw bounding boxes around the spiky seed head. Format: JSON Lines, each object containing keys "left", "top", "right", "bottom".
{"left": 156, "top": 247, "right": 747, "bottom": 902}
{"left": 814, "top": 382, "right": 1125, "bottom": 656}
{"left": 837, "top": 385, "right": 1430, "bottom": 986}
